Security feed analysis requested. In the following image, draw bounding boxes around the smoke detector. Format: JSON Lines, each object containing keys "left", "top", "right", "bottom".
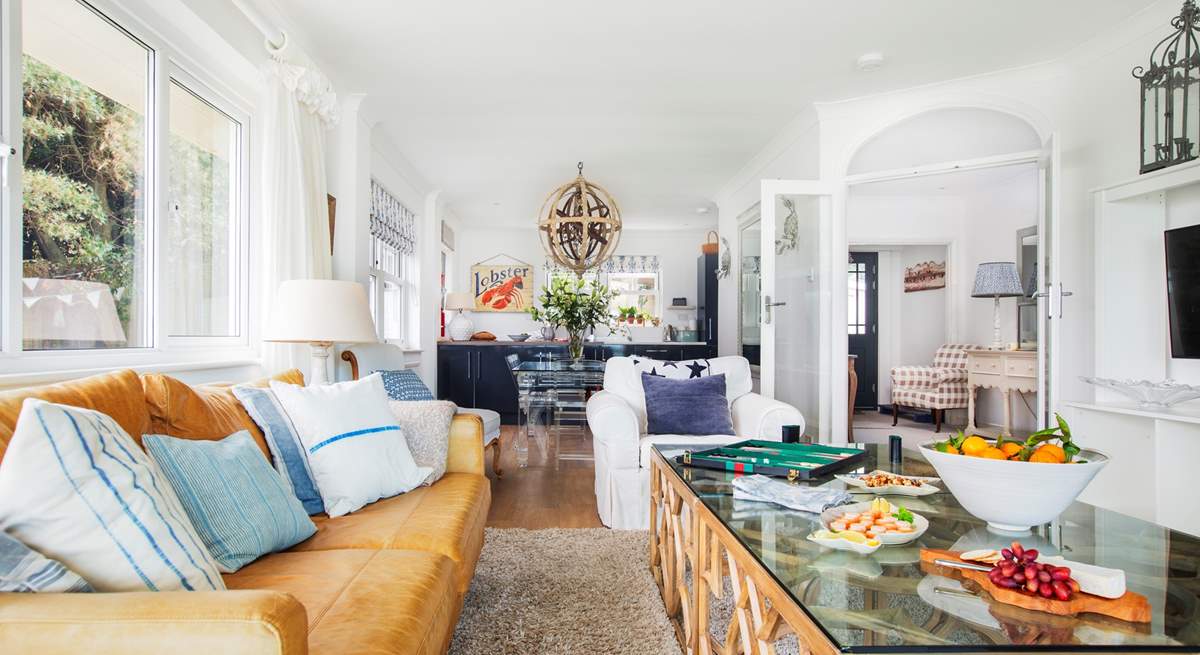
{"left": 856, "top": 52, "right": 886, "bottom": 72}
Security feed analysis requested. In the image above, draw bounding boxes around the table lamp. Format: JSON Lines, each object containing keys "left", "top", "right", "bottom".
{"left": 445, "top": 292, "right": 475, "bottom": 341}
{"left": 971, "top": 261, "right": 1024, "bottom": 350}
{"left": 265, "top": 279, "right": 378, "bottom": 385}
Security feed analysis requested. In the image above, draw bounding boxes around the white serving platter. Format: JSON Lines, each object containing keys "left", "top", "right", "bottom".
{"left": 820, "top": 500, "right": 930, "bottom": 546}
{"left": 835, "top": 470, "right": 941, "bottom": 496}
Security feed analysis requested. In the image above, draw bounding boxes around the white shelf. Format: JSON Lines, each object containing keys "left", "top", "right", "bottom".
{"left": 1063, "top": 400, "right": 1200, "bottom": 426}
{"left": 1094, "top": 158, "right": 1200, "bottom": 202}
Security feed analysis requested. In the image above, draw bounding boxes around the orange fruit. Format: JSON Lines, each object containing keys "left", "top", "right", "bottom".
{"left": 976, "top": 446, "right": 1007, "bottom": 460}
{"left": 1030, "top": 444, "right": 1066, "bottom": 463}
{"left": 944, "top": 444, "right": 960, "bottom": 455}
{"left": 999, "top": 442, "right": 1022, "bottom": 459}
{"left": 1029, "top": 448, "right": 1061, "bottom": 464}
{"left": 960, "top": 436, "right": 989, "bottom": 456}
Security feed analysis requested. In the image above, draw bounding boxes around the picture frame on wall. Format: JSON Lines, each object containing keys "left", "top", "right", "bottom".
{"left": 903, "top": 260, "right": 946, "bottom": 292}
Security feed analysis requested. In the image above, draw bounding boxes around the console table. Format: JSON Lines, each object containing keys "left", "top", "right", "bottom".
{"left": 966, "top": 349, "right": 1036, "bottom": 437}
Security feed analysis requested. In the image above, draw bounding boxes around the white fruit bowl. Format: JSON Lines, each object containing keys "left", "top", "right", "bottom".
{"left": 919, "top": 442, "right": 1109, "bottom": 533}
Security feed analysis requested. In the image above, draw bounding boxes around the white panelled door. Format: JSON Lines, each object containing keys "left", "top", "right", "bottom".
{"left": 759, "top": 180, "right": 845, "bottom": 444}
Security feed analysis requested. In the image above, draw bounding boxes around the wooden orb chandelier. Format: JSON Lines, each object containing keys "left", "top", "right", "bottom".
{"left": 537, "top": 162, "right": 622, "bottom": 275}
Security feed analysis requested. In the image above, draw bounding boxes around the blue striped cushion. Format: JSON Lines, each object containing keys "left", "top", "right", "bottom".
{"left": 377, "top": 369, "right": 435, "bottom": 401}
{"left": 0, "top": 531, "right": 92, "bottom": 593}
{"left": 144, "top": 431, "right": 317, "bottom": 573}
{"left": 0, "top": 399, "right": 224, "bottom": 592}
{"left": 232, "top": 385, "right": 324, "bottom": 514}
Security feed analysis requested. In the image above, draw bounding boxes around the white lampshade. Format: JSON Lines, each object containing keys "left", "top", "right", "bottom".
{"left": 265, "top": 279, "right": 378, "bottom": 344}
{"left": 445, "top": 292, "right": 474, "bottom": 311}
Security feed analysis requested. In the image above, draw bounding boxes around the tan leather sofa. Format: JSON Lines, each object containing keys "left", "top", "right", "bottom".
{"left": 0, "top": 369, "right": 491, "bottom": 655}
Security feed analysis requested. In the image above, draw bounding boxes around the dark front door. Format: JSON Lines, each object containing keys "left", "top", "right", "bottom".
{"left": 848, "top": 252, "right": 879, "bottom": 410}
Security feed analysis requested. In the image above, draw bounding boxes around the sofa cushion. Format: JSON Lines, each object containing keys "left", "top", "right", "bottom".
{"left": 0, "top": 369, "right": 150, "bottom": 464}
{"left": 642, "top": 373, "right": 735, "bottom": 436}
{"left": 454, "top": 407, "right": 501, "bottom": 445}
{"left": 0, "top": 399, "right": 224, "bottom": 592}
{"left": 602, "top": 356, "right": 753, "bottom": 432}
{"left": 143, "top": 431, "right": 317, "bottom": 572}
{"left": 290, "top": 472, "right": 490, "bottom": 592}
{"left": 269, "top": 374, "right": 430, "bottom": 517}
{"left": 224, "top": 549, "right": 458, "bottom": 655}
{"left": 0, "top": 530, "right": 93, "bottom": 592}
{"left": 638, "top": 433, "right": 749, "bottom": 469}
{"left": 141, "top": 369, "right": 305, "bottom": 457}
{"left": 378, "top": 369, "right": 436, "bottom": 401}
{"left": 232, "top": 384, "right": 325, "bottom": 515}
{"left": 387, "top": 400, "right": 457, "bottom": 485}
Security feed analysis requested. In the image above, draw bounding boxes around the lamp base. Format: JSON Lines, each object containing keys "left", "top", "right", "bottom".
{"left": 309, "top": 342, "right": 333, "bottom": 386}
{"left": 990, "top": 297, "right": 1003, "bottom": 350}
{"left": 447, "top": 311, "right": 474, "bottom": 341}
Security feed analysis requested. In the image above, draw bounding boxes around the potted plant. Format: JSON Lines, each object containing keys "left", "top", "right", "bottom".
{"left": 528, "top": 276, "right": 620, "bottom": 360}
{"left": 617, "top": 305, "right": 638, "bottom": 325}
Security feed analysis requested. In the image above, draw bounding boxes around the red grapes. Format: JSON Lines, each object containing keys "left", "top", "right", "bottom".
{"left": 986, "top": 541, "right": 1078, "bottom": 601}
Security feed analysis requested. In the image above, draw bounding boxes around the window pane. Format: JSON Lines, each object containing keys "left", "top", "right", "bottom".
{"left": 382, "top": 280, "right": 403, "bottom": 341}
{"left": 167, "top": 80, "right": 238, "bottom": 337}
{"left": 22, "top": 0, "right": 150, "bottom": 350}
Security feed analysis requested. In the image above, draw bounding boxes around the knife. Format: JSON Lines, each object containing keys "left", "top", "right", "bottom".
{"left": 933, "top": 558, "right": 993, "bottom": 573}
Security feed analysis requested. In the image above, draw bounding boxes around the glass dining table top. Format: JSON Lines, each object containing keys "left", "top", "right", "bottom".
{"left": 658, "top": 443, "right": 1200, "bottom": 652}
{"left": 510, "top": 359, "right": 606, "bottom": 372}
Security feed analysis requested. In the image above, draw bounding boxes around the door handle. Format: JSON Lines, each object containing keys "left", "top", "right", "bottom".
{"left": 764, "top": 295, "right": 786, "bottom": 324}
{"left": 1058, "top": 287, "right": 1073, "bottom": 319}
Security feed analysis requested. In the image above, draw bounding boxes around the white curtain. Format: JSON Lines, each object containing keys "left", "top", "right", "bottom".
{"left": 260, "top": 55, "right": 338, "bottom": 374}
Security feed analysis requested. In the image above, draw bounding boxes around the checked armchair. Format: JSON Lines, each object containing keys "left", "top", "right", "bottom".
{"left": 890, "top": 343, "right": 975, "bottom": 432}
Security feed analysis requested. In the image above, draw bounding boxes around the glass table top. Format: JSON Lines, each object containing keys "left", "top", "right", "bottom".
{"left": 511, "top": 359, "right": 606, "bottom": 372}
{"left": 659, "top": 443, "right": 1200, "bottom": 652}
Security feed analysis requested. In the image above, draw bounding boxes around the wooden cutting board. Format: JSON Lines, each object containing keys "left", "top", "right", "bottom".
{"left": 920, "top": 548, "right": 1151, "bottom": 624}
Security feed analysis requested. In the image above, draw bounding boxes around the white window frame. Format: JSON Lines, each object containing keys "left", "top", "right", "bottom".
{"left": 606, "top": 271, "right": 663, "bottom": 318}
{"left": 369, "top": 228, "right": 420, "bottom": 350}
{"left": 0, "top": 0, "right": 257, "bottom": 380}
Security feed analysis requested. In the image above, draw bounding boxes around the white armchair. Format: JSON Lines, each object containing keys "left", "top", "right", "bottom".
{"left": 587, "top": 355, "right": 804, "bottom": 529}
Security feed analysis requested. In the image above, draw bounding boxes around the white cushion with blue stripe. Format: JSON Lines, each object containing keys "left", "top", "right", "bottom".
{"left": 269, "top": 374, "right": 431, "bottom": 518}
{"left": 144, "top": 431, "right": 317, "bottom": 573}
{"left": 0, "top": 399, "right": 224, "bottom": 592}
{"left": 0, "top": 531, "right": 92, "bottom": 592}
{"left": 231, "top": 385, "right": 324, "bottom": 515}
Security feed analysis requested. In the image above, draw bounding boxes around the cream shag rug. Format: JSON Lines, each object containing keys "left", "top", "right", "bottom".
{"left": 449, "top": 528, "right": 682, "bottom": 655}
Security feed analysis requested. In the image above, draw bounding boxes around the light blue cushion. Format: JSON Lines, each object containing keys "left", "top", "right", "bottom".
{"left": 232, "top": 385, "right": 324, "bottom": 515}
{"left": 377, "top": 369, "right": 435, "bottom": 401}
{"left": 143, "top": 431, "right": 317, "bottom": 573}
{"left": 0, "top": 531, "right": 92, "bottom": 593}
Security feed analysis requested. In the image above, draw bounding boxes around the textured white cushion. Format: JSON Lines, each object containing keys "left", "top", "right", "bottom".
{"left": 270, "top": 374, "right": 431, "bottom": 517}
{"left": 0, "top": 399, "right": 224, "bottom": 592}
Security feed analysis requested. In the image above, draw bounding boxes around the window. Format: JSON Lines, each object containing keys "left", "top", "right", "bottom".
{"left": 608, "top": 272, "right": 660, "bottom": 318}
{"left": 167, "top": 80, "right": 240, "bottom": 337}
{"left": 848, "top": 260, "right": 867, "bottom": 335}
{"left": 369, "top": 180, "right": 418, "bottom": 348}
{"left": 11, "top": 0, "right": 249, "bottom": 361}
{"left": 22, "top": 0, "right": 151, "bottom": 350}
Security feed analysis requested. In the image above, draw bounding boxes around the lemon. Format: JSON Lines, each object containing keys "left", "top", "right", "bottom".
{"left": 811, "top": 530, "right": 837, "bottom": 540}
{"left": 866, "top": 539, "right": 880, "bottom": 547}
{"left": 837, "top": 530, "right": 867, "bottom": 544}
{"left": 870, "top": 498, "right": 893, "bottom": 515}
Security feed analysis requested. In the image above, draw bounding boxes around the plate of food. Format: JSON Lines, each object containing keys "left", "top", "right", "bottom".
{"left": 835, "top": 470, "right": 941, "bottom": 496}
{"left": 821, "top": 498, "right": 929, "bottom": 545}
{"left": 806, "top": 529, "right": 881, "bottom": 555}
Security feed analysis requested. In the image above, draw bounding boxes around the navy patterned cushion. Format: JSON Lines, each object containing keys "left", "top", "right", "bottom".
{"left": 377, "top": 369, "right": 435, "bottom": 401}
{"left": 641, "top": 372, "right": 735, "bottom": 436}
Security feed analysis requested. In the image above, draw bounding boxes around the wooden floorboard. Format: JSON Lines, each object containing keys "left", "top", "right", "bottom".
{"left": 484, "top": 425, "right": 604, "bottom": 529}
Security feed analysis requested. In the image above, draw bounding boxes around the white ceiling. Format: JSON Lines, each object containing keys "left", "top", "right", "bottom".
{"left": 277, "top": 0, "right": 1154, "bottom": 229}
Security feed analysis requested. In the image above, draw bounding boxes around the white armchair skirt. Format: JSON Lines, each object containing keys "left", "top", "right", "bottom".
{"left": 587, "top": 363, "right": 804, "bottom": 530}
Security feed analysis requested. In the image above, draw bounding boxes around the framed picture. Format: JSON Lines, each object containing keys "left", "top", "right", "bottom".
{"left": 471, "top": 262, "right": 534, "bottom": 312}
{"left": 903, "top": 260, "right": 946, "bottom": 293}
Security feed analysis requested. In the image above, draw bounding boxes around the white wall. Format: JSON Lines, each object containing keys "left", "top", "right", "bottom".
{"left": 448, "top": 226, "right": 713, "bottom": 338}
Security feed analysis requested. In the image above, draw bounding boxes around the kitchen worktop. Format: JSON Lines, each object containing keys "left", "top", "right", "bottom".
{"left": 437, "top": 339, "right": 703, "bottom": 346}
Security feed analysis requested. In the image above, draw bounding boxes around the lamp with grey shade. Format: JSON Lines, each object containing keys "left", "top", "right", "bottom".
{"left": 265, "top": 279, "right": 379, "bottom": 385}
{"left": 971, "top": 261, "right": 1024, "bottom": 350}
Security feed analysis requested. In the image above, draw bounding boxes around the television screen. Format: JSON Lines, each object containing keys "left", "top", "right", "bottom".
{"left": 1166, "top": 224, "right": 1200, "bottom": 358}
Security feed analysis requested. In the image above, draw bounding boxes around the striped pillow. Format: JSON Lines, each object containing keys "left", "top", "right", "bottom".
{"left": 0, "top": 399, "right": 224, "bottom": 592}
{"left": 0, "top": 531, "right": 92, "bottom": 593}
{"left": 231, "top": 385, "right": 324, "bottom": 514}
{"left": 377, "top": 369, "right": 435, "bottom": 401}
{"left": 144, "top": 431, "right": 316, "bottom": 572}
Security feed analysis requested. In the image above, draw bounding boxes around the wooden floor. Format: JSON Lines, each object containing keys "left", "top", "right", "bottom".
{"left": 484, "top": 425, "right": 604, "bottom": 529}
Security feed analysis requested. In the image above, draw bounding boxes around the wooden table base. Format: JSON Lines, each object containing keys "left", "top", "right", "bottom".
{"left": 650, "top": 451, "right": 838, "bottom": 655}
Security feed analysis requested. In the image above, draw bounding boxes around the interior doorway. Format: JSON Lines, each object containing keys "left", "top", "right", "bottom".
{"left": 847, "top": 252, "right": 878, "bottom": 410}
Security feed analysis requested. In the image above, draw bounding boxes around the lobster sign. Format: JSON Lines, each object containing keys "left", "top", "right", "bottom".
{"left": 471, "top": 263, "right": 534, "bottom": 312}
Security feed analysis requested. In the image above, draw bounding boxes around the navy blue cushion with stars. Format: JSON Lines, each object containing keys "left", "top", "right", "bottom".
{"left": 377, "top": 369, "right": 435, "bottom": 401}
{"left": 632, "top": 357, "right": 711, "bottom": 380}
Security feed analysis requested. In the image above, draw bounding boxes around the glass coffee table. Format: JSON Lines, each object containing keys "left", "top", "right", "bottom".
{"left": 648, "top": 443, "right": 1200, "bottom": 654}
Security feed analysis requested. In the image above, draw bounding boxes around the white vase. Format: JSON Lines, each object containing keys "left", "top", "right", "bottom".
{"left": 447, "top": 311, "right": 474, "bottom": 341}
